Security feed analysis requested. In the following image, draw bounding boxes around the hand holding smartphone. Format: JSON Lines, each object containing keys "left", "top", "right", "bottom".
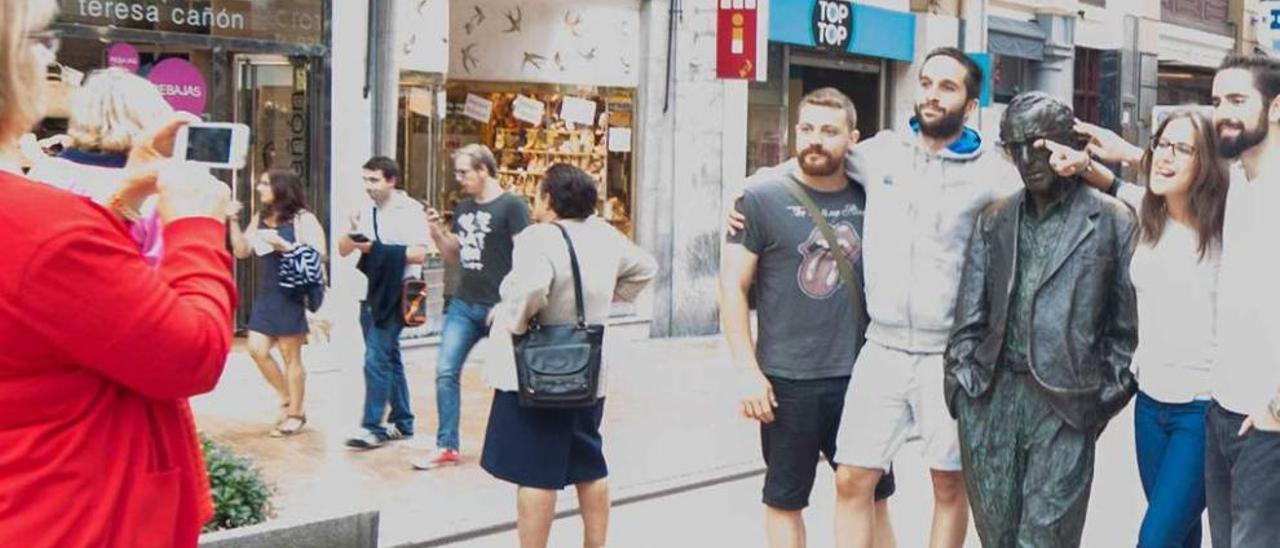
{"left": 174, "top": 122, "right": 250, "bottom": 170}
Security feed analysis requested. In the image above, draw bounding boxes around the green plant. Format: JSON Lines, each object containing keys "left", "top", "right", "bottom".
{"left": 201, "top": 434, "right": 274, "bottom": 533}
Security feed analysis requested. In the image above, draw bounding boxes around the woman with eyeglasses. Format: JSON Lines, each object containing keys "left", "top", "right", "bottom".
{"left": 1047, "top": 111, "right": 1228, "bottom": 547}
{"left": 0, "top": 1, "right": 237, "bottom": 546}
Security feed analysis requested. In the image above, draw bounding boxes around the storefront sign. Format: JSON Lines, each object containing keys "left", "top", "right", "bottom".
{"left": 769, "top": 0, "right": 915, "bottom": 62}
{"left": 716, "top": 0, "right": 762, "bottom": 80}
{"left": 968, "top": 52, "right": 993, "bottom": 107}
{"left": 813, "top": 0, "right": 853, "bottom": 51}
{"left": 1264, "top": 1, "right": 1280, "bottom": 52}
{"left": 58, "top": 0, "right": 323, "bottom": 45}
{"left": 512, "top": 95, "right": 546, "bottom": 125}
{"left": 147, "top": 58, "right": 207, "bottom": 115}
{"left": 106, "top": 42, "right": 140, "bottom": 73}
{"left": 560, "top": 96, "right": 597, "bottom": 126}
{"left": 463, "top": 93, "right": 494, "bottom": 123}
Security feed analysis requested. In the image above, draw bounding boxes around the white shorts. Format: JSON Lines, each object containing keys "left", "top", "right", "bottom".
{"left": 834, "top": 341, "right": 962, "bottom": 472}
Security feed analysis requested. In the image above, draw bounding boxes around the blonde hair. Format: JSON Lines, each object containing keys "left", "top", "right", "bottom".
{"left": 67, "top": 68, "right": 172, "bottom": 153}
{"left": 0, "top": 0, "right": 57, "bottom": 145}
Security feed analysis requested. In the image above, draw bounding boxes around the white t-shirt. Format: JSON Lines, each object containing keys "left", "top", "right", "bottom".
{"left": 1129, "top": 218, "right": 1219, "bottom": 403}
{"left": 355, "top": 191, "right": 432, "bottom": 279}
{"left": 1212, "top": 165, "right": 1280, "bottom": 414}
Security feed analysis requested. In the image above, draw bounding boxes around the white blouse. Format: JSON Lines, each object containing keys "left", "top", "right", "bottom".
{"left": 1120, "top": 184, "right": 1220, "bottom": 403}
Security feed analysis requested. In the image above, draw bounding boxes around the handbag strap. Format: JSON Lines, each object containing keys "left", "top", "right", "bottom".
{"left": 551, "top": 222, "right": 587, "bottom": 328}
{"left": 781, "top": 174, "right": 866, "bottom": 325}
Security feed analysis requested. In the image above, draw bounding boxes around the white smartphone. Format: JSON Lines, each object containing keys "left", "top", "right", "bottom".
{"left": 174, "top": 122, "right": 250, "bottom": 170}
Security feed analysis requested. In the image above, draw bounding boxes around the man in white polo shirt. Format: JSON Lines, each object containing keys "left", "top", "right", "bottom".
{"left": 339, "top": 156, "right": 433, "bottom": 450}
{"left": 1204, "top": 53, "right": 1280, "bottom": 547}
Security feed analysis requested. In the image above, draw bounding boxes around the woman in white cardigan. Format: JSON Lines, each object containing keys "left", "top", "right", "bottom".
{"left": 481, "top": 164, "right": 657, "bottom": 548}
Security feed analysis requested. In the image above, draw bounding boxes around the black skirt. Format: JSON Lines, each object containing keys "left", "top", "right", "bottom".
{"left": 480, "top": 390, "right": 608, "bottom": 490}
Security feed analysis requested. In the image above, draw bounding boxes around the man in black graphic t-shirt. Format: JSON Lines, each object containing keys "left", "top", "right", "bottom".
{"left": 415, "top": 144, "right": 530, "bottom": 470}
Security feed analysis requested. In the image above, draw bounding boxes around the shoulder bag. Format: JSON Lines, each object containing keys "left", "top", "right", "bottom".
{"left": 512, "top": 222, "right": 605, "bottom": 408}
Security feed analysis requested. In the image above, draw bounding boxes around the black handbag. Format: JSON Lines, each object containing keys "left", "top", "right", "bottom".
{"left": 512, "top": 222, "right": 604, "bottom": 408}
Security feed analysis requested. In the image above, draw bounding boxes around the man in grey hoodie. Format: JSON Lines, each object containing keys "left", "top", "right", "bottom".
{"left": 729, "top": 48, "right": 1020, "bottom": 548}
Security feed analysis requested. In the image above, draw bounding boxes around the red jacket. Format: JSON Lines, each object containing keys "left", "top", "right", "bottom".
{"left": 0, "top": 173, "right": 236, "bottom": 547}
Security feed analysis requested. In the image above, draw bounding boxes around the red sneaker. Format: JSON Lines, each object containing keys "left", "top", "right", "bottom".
{"left": 410, "top": 448, "right": 461, "bottom": 470}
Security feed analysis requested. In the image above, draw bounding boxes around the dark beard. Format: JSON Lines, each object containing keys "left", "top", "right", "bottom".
{"left": 1216, "top": 111, "right": 1269, "bottom": 159}
{"left": 798, "top": 146, "right": 840, "bottom": 176}
{"left": 916, "top": 104, "right": 965, "bottom": 139}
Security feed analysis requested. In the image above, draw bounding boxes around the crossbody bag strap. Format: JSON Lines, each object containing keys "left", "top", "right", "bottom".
{"left": 782, "top": 174, "right": 867, "bottom": 325}
{"left": 551, "top": 222, "right": 587, "bottom": 328}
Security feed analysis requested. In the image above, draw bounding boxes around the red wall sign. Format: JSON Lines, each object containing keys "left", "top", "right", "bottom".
{"left": 717, "top": 0, "right": 759, "bottom": 80}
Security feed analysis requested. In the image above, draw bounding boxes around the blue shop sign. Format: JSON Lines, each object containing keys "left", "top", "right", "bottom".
{"left": 770, "top": 0, "right": 916, "bottom": 62}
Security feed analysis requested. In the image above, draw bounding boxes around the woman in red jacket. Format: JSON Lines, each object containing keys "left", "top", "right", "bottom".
{"left": 0, "top": 1, "right": 238, "bottom": 546}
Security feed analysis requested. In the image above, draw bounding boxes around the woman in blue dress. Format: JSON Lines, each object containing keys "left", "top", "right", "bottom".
{"left": 228, "top": 169, "right": 327, "bottom": 436}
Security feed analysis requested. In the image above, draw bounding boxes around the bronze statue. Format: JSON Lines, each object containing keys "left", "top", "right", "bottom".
{"left": 943, "top": 91, "right": 1139, "bottom": 547}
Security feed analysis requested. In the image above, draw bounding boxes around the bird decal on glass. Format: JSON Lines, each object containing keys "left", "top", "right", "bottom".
{"left": 522, "top": 51, "right": 546, "bottom": 71}
{"left": 461, "top": 43, "right": 479, "bottom": 74}
{"left": 464, "top": 5, "right": 485, "bottom": 35}
{"left": 504, "top": 6, "right": 523, "bottom": 33}
{"left": 564, "top": 11, "right": 583, "bottom": 37}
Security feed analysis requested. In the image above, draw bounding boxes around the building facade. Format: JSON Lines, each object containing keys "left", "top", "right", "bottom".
{"left": 44, "top": 0, "right": 1274, "bottom": 342}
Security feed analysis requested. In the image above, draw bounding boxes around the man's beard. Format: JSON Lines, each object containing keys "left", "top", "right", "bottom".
{"left": 1216, "top": 110, "right": 1269, "bottom": 159}
{"left": 797, "top": 145, "right": 841, "bottom": 176}
{"left": 915, "top": 102, "right": 965, "bottom": 139}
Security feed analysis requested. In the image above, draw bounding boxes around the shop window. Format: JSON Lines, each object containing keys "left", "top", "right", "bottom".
{"left": 747, "top": 43, "right": 788, "bottom": 177}
{"left": 441, "top": 82, "right": 636, "bottom": 239}
{"left": 1162, "top": 0, "right": 1231, "bottom": 35}
{"left": 1074, "top": 48, "right": 1103, "bottom": 124}
{"left": 396, "top": 80, "right": 448, "bottom": 338}
{"left": 992, "top": 55, "right": 1030, "bottom": 104}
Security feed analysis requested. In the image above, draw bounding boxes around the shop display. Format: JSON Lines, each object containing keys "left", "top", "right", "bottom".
{"left": 443, "top": 82, "right": 635, "bottom": 237}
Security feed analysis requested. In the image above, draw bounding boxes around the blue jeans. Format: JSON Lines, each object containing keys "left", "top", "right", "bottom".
{"left": 360, "top": 303, "right": 413, "bottom": 439}
{"left": 435, "top": 298, "right": 492, "bottom": 450}
{"left": 1135, "top": 391, "right": 1208, "bottom": 548}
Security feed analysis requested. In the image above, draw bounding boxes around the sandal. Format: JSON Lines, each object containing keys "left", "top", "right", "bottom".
{"left": 270, "top": 415, "right": 306, "bottom": 438}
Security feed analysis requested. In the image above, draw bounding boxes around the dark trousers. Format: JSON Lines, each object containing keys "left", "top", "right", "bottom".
{"left": 956, "top": 370, "right": 1096, "bottom": 548}
{"left": 1134, "top": 392, "right": 1208, "bottom": 548}
{"left": 1205, "top": 401, "right": 1280, "bottom": 548}
{"left": 359, "top": 302, "right": 412, "bottom": 439}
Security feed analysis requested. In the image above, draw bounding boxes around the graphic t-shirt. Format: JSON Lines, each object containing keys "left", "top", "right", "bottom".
{"left": 451, "top": 192, "right": 532, "bottom": 305}
{"left": 727, "top": 174, "right": 868, "bottom": 380}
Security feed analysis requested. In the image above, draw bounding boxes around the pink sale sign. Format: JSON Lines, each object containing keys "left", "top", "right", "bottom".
{"left": 147, "top": 58, "right": 207, "bottom": 115}
{"left": 105, "top": 43, "right": 139, "bottom": 73}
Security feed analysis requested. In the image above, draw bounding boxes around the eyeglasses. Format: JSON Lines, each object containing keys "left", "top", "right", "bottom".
{"left": 27, "top": 30, "right": 60, "bottom": 55}
{"left": 1151, "top": 139, "right": 1197, "bottom": 161}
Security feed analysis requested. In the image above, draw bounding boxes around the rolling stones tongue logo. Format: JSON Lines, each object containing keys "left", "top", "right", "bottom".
{"left": 797, "top": 222, "right": 861, "bottom": 299}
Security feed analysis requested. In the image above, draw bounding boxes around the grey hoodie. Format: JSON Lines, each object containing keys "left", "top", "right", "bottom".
{"left": 848, "top": 125, "right": 1020, "bottom": 353}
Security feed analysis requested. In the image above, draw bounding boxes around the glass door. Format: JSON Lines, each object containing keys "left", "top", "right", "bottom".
{"left": 397, "top": 77, "right": 447, "bottom": 337}
{"left": 233, "top": 54, "right": 317, "bottom": 329}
